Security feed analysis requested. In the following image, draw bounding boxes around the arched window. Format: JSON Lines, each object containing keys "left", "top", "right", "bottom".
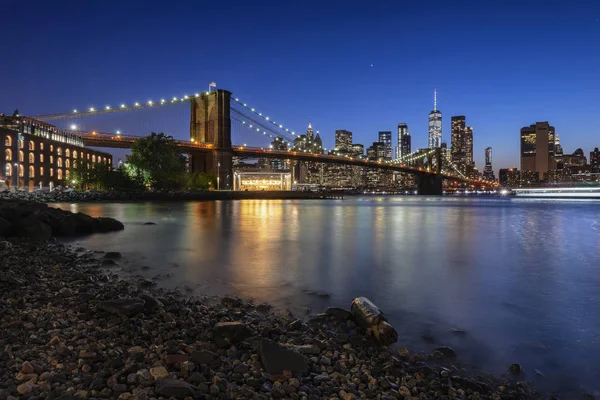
{"left": 73, "top": 150, "right": 78, "bottom": 159}
{"left": 29, "top": 166, "right": 34, "bottom": 178}
{"left": 87, "top": 154, "right": 90, "bottom": 160}
{"left": 65, "top": 170, "right": 70, "bottom": 180}
{"left": 4, "top": 136, "right": 11, "bottom": 146}
{"left": 40, "top": 166, "right": 44, "bottom": 176}
{"left": 5, "top": 164, "right": 12, "bottom": 176}
{"left": 28, "top": 141, "right": 34, "bottom": 151}
{"left": 19, "top": 140, "right": 24, "bottom": 149}
{"left": 19, "top": 164, "right": 24, "bottom": 177}
{"left": 50, "top": 168, "right": 54, "bottom": 177}
{"left": 19, "top": 150, "right": 24, "bottom": 162}
{"left": 28, "top": 153, "right": 34, "bottom": 163}
{"left": 50, "top": 155, "right": 54, "bottom": 164}
{"left": 57, "top": 147, "right": 62, "bottom": 156}
{"left": 65, "top": 159, "right": 70, "bottom": 169}
{"left": 73, "top": 160, "right": 78, "bottom": 168}
{"left": 57, "top": 169, "right": 63, "bottom": 180}
{"left": 40, "top": 142, "right": 44, "bottom": 151}
{"left": 57, "top": 158, "right": 63, "bottom": 168}
{"left": 5, "top": 149, "right": 11, "bottom": 161}
{"left": 92, "top": 155, "right": 96, "bottom": 163}
{"left": 50, "top": 145, "right": 54, "bottom": 152}
{"left": 65, "top": 149, "right": 70, "bottom": 158}
{"left": 39, "top": 154, "right": 44, "bottom": 162}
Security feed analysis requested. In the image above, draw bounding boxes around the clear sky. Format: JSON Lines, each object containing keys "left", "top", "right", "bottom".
{"left": 1, "top": 0, "right": 599, "bottom": 172}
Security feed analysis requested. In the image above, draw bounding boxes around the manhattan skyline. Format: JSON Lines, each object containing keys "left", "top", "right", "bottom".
{"left": 0, "top": 0, "right": 599, "bottom": 172}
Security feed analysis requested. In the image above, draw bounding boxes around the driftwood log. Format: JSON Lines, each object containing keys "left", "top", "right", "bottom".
{"left": 350, "top": 297, "right": 398, "bottom": 345}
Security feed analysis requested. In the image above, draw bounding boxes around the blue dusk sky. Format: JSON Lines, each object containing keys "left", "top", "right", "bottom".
{"left": 1, "top": 0, "right": 599, "bottom": 172}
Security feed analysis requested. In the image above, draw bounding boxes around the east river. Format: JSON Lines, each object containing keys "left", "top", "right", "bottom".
{"left": 56, "top": 197, "right": 600, "bottom": 396}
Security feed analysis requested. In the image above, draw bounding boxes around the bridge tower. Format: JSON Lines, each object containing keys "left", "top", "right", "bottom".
{"left": 189, "top": 89, "right": 233, "bottom": 190}
{"left": 417, "top": 147, "right": 443, "bottom": 195}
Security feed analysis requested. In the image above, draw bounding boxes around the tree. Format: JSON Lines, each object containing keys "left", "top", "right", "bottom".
{"left": 125, "top": 132, "right": 187, "bottom": 190}
{"left": 70, "top": 162, "right": 143, "bottom": 191}
{"left": 185, "top": 172, "right": 216, "bottom": 190}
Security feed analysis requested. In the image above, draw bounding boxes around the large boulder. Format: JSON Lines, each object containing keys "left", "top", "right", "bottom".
{"left": 213, "top": 321, "right": 250, "bottom": 347}
{"left": 0, "top": 217, "right": 11, "bottom": 237}
{"left": 11, "top": 214, "right": 52, "bottom": 240}
{"left": 96, "top": 217, "right": 124, "bottom": 232}
{"left": 258, "top": 338, "right": 309, "bottom": 375}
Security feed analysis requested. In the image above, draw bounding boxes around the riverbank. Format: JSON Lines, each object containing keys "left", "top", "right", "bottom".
{"left": 0, "top": 189, "right": 343, "bottom": 203}
{"left": 0, "top": 239, "right": 542, "bottom": 400}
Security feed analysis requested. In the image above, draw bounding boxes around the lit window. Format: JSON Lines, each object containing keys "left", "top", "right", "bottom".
{"left": 40, "top": 142, "right": 44, "bottom": 150}
{"left": 6, "top": 164, "right": 12, "bottom": 176}
{"left": 19, "top": 150, "right": 24, "bottom": 162}
{"left": 50, "top": 145, "right": 54, "bottom": 152}
{"left": 5, "top": 149, "right": 11, "bottom": 161}
{"left": 4, "top": 136, "right": 11, "bottom": 146}
{"left": 65, "top": 159, "right": 70, "bottom": 168}
{"left": 28, "top": 141, "right": 34, "bottom": 151}
{"left": 65, "top": 170, "right": 70, "bottom": 179}
{"left": 57, "top": 147, "right": 62, "bottom": 156}
{"left": 19, "top": 140, "right": 24, "bottom": 149}
{"left": 73, "top": 150, "right": 78, "bottom": 159}
{"left": 50, "top": 168, "right": 53, "bottom": 177}
{"left": 40, "top": 154, "right": 44, "bottom": 162}
{"left": 29, "top": 166, "right": 34, "bottom": 178}
{"left": 57, "top": 169, "right": 62, "bottom": 180}
{"left": 40, "top": 166, "right": 44, "bottom": 176}
{"left": 65, "top": 149, "right": 70, "bottom": 158}
{"left": 92, "top": 155, "right": 96, "bottom": 163}
{"left": 57, "top": 158, "right": 62, "bottom": 168}
{"left": 28, "top": 153, "right": 34, "bottom": 163}
{"left": 18, "top": 164, "right": 24, "bottom": 177}
{"left": 50, "top": 155, "right": 54, "bottom": 164}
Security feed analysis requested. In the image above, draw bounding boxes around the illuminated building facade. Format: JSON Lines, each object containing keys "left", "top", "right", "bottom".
{"left": 268, "top": 137, "right": 288, "bottom": 170}
{"left": 293, "top": 123, "right": 324, "bottom": 184}
{"left": 378, "top": 131, "right": 392, "bottom": 160}
{"left": 591, "top": 148, "right": 600, "bottom": 173}
{"left": 351, "top": 144, "right": 364, "bottom": 158}
{"left": 483, "top": 147, "right": 495, "bottom": 181}
{"left": 428, "top": 89, "right": 442, "bottom": 148}
{"left": 520, "top": 122, "right": 556, "bottom": 181}
{"left": 0, "top": 116, "right": 112, "bottom": 191}
{"left": 233, "top": 171, "right": 292, "bottom": 191}
{"left": 397, "top": 123, "right": 411, "bottom": 159}
{"left": 335, "top": 130, "right": 352, "bottom": 153}
{"left": 499, "top": 168, "right": 520, "bottom": 187}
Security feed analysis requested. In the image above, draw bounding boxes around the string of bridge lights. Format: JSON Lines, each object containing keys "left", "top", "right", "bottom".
{"left": 231, "top": 98, "right": 303, "bottom": 138}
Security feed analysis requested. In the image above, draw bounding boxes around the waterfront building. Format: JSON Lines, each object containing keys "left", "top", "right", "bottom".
{"left": 591, "top": 148, "right": 600, "bottom": 173}
{"left": 428, "top": 89, "right": 442, "bottom": 148}
{"left": 335, "top": 130, "right": 352, "bottom": 153}
{"left": 233, "top": 170, "right": 292, "bottom": 191}
{"left": 351, "top": 144, "right": 364, "bottom": 159}
{"left": 293, "top": 123, "right": 325, "bottom": 184}
{"left": 499, "top": 168, "right": 520, "bottom": 187}
{"left": 483, "top": 147, "right": 495, "bottom": 181}
{"left": 520, "top": 122, "right": 556, "bottom": 182}
{"left": 451, "top": 116, "right": 474, "bottom": 175}
{"left": 367, "top": 142, "right": 385, "bottom": 161}
{"left": 378, "top": 131, "right": 392, "bottom": 160}
{"left": 0, "top": 116, "right": 112, "bottom": 191}
{"left": 397, "top": 123, "right": 411, "bottom": 159}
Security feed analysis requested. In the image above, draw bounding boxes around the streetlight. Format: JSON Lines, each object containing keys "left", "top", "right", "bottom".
{"left": 70, "top": 124, "right": 77, "bottom": 130}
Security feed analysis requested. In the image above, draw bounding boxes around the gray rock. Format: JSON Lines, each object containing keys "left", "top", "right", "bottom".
{"left": 509, "top": 363, "right": 522, "bottom": 374}
{"left": 434, "top": 346, "right": 456, "bottom": 357}
{"left": 98, "top": 298, "right": 145, "bottom": 318}
{"left": 258, "top": 338, "right": 309, "bottom": 375}
{"left": 154, "top": 378, "right": 195, "bottom": 399}
{"left": 104, "top": 251, "right": 122, "bottom": 259}
{"left": 325, "top": 307, "right": 351, "bottom": 320}
{"left": 101, "top": 259, "right": 118, "bottom": 267}
{"left": 96, "top": 217, "right": 124, "bottom": 232}
{"left": 213, "top": 321, "right": 249, "bottom": 347}
{"left": 138, "top": 293, "right": 163, "bottom": 312}
{"left": 190, "top": 350, "right": 219, "bottom": 365}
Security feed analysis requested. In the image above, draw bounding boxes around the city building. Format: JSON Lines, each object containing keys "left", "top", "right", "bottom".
{"left": 293, "top": 123, "right": 324, "bottom": 184}
{"left": 397, "top": 123, "right": 411, "bottom": 159}
{"left": 499, "top": 168, "right": 520, "bottom": 187}
{"left": 483, "top": 147, "right": 495, "bottom": 181}
{"left": 465, "top": 126, "right": 474, "bottom": 168}
{"left": 267, "top": 137, "right": 288, "bottom": 170}
{"left": 591, "top": 148, "right": 600, "bottom": 173}
{"left": 335, "top": 130, "right": 352, "bottom": 153}
{"left": 367, "top": 142, "right": 384, "bottom": 161}
{"left": 351, "top": 144, "right": 364, "bottom": 158}
{"left": 1, "top": 115, "right": 112, "bottom": 191}
{"left": 233, "top": 170, "right": 292, "bottom": 191}
{"left": 378, "top": 131, "right": 392, "bottom": 160}
{"left": 428, "top": 89, "right": 442, "bottom": 148}
{"left": 520, "top": 122, "right": 556, "bottom": 182}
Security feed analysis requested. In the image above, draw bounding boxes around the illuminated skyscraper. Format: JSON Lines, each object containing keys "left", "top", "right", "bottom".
{"left": 378, "top": 131, "right": 392, "bottom": 160}
{"left": 397, "top": 123, "right": 411, "bottom": 159}
{"left": 335, "top": 130, "right": 352, "bottom": 152}
{"left": 520, "top": 122, "right": 556, "bottom": 181}
{"left": 483, "top": 147, "right": 495, "bottom": 180}
{"left": 428, "top": 89, "right": 442, "bottom": 148}
{"left": 591, "top": 148, "right": 600, "bottom": 173}
{"left": 451, "top": 116, "right": 474, "bottom": 175}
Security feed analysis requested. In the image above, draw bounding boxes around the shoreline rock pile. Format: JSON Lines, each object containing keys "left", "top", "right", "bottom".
{"left": 0, "top": 239, "right": 542, "bottom": 399}
{"left": 0, "top": 200, "right": 124, "bottom": 240}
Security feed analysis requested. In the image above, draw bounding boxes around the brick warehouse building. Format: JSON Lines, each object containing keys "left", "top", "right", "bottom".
{"left": 1, "top": 116, "right": 112, "bottom": 191}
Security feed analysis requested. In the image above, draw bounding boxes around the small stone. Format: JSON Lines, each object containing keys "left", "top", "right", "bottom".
{"left": 59, "top": 287, "right": 73, "bottom": 297}
{"left": 113, "top": 384, "right": 127, "bottom": 393}
{"left": 399, "top": 385, "right": 411, "bottom": 397}
{"left": 155, "top": 379, "right": 195, "bottom": 399}
{"left": 258, "top": 338, "right": 309, "bottom": 375}
{"left": 150, "top": 366, "right": 168, "bottom": 380}
{"left": 297, "top": 344, "right": 320, "bottom": 355}
{"left": 17, "top": 383, "right": 32, "bottom": 395}
{"left": 39, "top": 372, "right": 54, "bottom": 381}
{"left": 165, "top": 354, "right": 188, "bottom": 365}
{"left": 320, "top": 356, "right": 332, "bottom": 366}
{"left": 434, "top": 346, "right": 456, "bottom": 357}
{"left": 340, "top": 390, "right": 356, "bottom": 400}
{"left": 190, "top": 350, "right": 218, "bottom": 365}
{"left": 509, "top": 363, "right": 522, "bottom": 374}
{"left": 21, "top": 361, "right": 35, "bottom": 374}
{"left": 213, "top": 321, "right": 249, "bottom": 347}
{"left": 98, "top": 298, "right": 146, "bottom": 318}
{"left": 398, "top": 347, "right": 409, "bottom": 356}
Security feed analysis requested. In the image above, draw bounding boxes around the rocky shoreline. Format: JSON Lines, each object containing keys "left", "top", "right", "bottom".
{"left": 0, "top": 237, "right": 543, "bottom": 400}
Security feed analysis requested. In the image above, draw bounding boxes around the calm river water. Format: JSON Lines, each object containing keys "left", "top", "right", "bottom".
{"left": 56, "top": 197, "right": 600, "bottom": 396}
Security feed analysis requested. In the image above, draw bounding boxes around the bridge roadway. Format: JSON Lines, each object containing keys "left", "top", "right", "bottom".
{"left": 79, "top": 132, "right": 474, "bottom": 183}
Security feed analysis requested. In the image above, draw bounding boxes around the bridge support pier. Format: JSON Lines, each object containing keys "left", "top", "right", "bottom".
{"left": 416, "top": 174, "right": 443, "bottom": 195}
{"left": 190, "top": 89, "right": 233, "bottom": 190}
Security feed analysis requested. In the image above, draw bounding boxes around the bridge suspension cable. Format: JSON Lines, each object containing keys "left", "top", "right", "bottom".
{"left": 230, "top": 108, "right": 293, "bottom": 143}
{"left": 231, "top": 98, "right": 300, "bottom": 139}
{"left": 33, "top": 91, "right": 204, "bottom": 121}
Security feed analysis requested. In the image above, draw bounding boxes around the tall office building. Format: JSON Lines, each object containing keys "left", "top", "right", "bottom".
{"left": 483, "top": 147, "right": 495, "bottom": 180}
{"left": 499, "top": 168, "right": 520, "bottom": 187}
{"left": 591, "top": 148, "right": 600, "bottom": 173}
{"left": 378, "top": 131, "right": 392, "bottom": 160}
{"left": 450, "top": 116, "right": 474, "bottom": 175}
{"left": 367, "top": 142, "right": 384, "bottom": 161}
{"left": 351, "top": 143, "right": 364, "bottom": 158}
{"left": 428, "top": 89, "right": 442, "bottom": 148}
{"left": 520, "top": 122, "right": 556, "bottom": 181}
{"left": 335, "top": 130, "right": 352, "bottom": 152}
{"left": 397, "top": 123, "right": 411, "bottom": 159}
